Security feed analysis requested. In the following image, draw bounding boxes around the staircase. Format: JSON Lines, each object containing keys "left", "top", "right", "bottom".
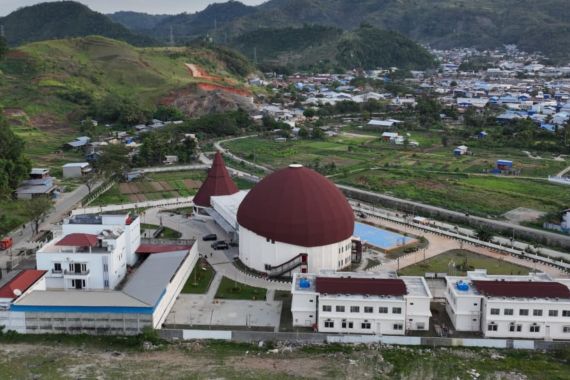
{"left": 266, "top": 253, "right": 308, "bottom": 278}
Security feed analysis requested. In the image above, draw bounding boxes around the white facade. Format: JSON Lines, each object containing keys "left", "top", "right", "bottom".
{"left": 62, "top": 214, "right": 141, "bottom": 265}
{"left": 446, "top": 270, "right": 570, "bottom": 340}
{"left": 239, "top": 226, "right": 352, "bottom": 274}
{"left": 62, "top": 163, "right": 91, "bottom": 178}
{"left": 291, "top": 272, "right": 432, "bottom": 335}
{"left": 37, "top": 230, "right": 128, "bottom": 291}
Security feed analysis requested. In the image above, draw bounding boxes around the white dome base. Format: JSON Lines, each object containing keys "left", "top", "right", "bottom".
{"left": 238, "top": 225, "right": 353, "bottom": 274}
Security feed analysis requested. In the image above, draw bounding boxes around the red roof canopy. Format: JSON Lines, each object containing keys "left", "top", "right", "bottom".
{"left": 315, "top": 277, "right": 407, "bottom": 297}
{"left": 56, "top": 233, "right": 98, "bottom": 247}
{"left": 473, "top": 280, "right": 570, "bottom": 299}
{"left": 194, "top": 152, "right": 239, "bottom": 207}
{"left": 136, "top": 244, "right": 193, "bottom": 254}
{"left": 0, "top": 270, "right": 46, "bottom": 299}
{"left": 237, "top": 165, "right": 355, "bottom": 247}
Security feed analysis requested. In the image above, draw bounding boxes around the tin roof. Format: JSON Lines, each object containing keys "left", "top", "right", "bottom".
{"left": 56, "top": 233, "right": 98, "bottom": 247}
{"left": 315, "top": 277, "right": 407, "bottom": 297}
{"left": 0, "top": 270, "right": 46, "bottom": 300}
{"left": 472, "top": 280, "right": 570, "bottom": 299}
{"left": 193, "top": 152, "right": 239, "bottom": 207}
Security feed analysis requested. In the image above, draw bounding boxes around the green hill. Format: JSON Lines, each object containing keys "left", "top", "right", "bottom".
{"left": 0, "top": 1, "right": 156, "bottom": 47}
{"left": 0, "top": 36, "right": 253, "bottom": 166}
{"left": 230, "top": 25, "right": 435, "bottom": 71}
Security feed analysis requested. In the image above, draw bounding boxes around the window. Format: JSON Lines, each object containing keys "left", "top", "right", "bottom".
{"left": 53, "top": 263, "right": 62, "bottom": 273}
{"left": 103, "top": 264, "right": 108, "bottom": 272}
{"left": 504, "top": 309, "right": 514, "bottom": 316}
{"left": 379, "top": 307, "right": 388, "bottom": 314}
{"left": 487, "top": 323, "right": 498, "bottom": 331}
{"left": 509, "top": 324, "right": 522, "bottom": 332}
{"left": 392, "top": 307, "right": 402, "bottom": 314}
{"left": 519, "top": 309, "right": 529, "bottom": 316}
{"left": 322, "top": 305, "right": 332, "bottom": 312}
{"left": 336, "top": 306, "right": 345, "bottom": 312}
{"left": 364, "top": 306, "right": 373, "bottom": 313}
{"left": 341, "top": 321, "right": 354, "bottom": 329}
{"left": 563, "top": 326, "right": 570, "bottom": 333}
{"left": 417, "top": 322, "right": 426, "bottom": 330}
{"left": 324, "top": 320, "right": 334, "bottom": 328}
{"left": 350, "top": 306, "right": 360, "bottom": 313}
{"left": 490, "top": 308, "right": 500, "bottom": 315}
{"left": 530, "top": 325, "right": 540, "bottom": 333}
{"left": 549, "top": 310, "right": 559, "bottom": 317}
{"left": 361, "top": 321, "right": 371, "bottom": 329}
{"left": 393, "top": 324, "right": 403, "bottom": 331}
{"left": 533, "top": 310, "right": 543, "bottom": 317}
{"left": 563, "top": 310, "right": 570, "bottom": 317}
{"left": 104, "top": 280, "right": 109, "bottom": 288}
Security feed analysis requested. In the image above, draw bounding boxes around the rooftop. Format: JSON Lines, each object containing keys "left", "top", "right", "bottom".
{"left": 0, "top": 270, "right": 46, "bottom": 301}
{"left": 56, "top": 233, "right": 99, "bottom": 247}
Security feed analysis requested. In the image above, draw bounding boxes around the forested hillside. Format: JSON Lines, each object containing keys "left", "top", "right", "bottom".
{"left": 110, "top": 0, "right": 570, "bottom": 61}
{"left": 0, "top": 1, "right": 156, "bottom": 47}
{"left": 230, "top": 25, "right": 435, "bottom": 71}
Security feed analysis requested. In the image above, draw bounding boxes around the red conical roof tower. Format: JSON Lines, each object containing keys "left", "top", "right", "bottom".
{"left": 194, "top": 152, "right": 239, "bottom": 207}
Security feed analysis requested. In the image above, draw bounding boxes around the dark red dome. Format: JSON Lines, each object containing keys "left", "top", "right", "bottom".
{"left": 237, "top": 165, "right": 355, "bottom": 247}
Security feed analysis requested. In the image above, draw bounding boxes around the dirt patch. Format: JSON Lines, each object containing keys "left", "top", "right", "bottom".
{"left": 503, "top": 207, "right": 547, "bottom": 224}
{"left": 229, "top": 355, "right": 330, "bottom": 378}
{"left": 159, "top": 181, "right": 174, "bottom": 191}
{"left": 150, "top": 182, "right": 164, "bottom": 192}
{"left": 184, "top": 179, "right": 202, "bottom": 189}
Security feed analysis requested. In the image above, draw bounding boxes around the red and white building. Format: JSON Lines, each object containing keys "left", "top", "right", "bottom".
{"left": 291, "top": 271, "right": 432, "bottom": 335}
{"left": 446, "top": 270, "right": 570, "bottom": 340}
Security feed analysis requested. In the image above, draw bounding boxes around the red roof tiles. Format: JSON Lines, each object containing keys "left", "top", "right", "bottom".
{"left": 472, "top": 280, "right": 570, "bottom": 299}
{"left": 194, "top": 152, "right": 239, "bottom": 207}
{"left": 0, "top": 270, "right": 46, "bottom": 300}
{"left": 315, "top": 277, "right": 407, "bottom": 297}
{"left": 56, "top": 233, "right": 99, "bottom": 247}
{"left": 237, "top": 165, "right": 355, "bottom": 247}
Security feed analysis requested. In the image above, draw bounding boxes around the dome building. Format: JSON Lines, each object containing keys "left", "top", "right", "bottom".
{"left": 236, "top": 164, "right": 355, "bottom": 276}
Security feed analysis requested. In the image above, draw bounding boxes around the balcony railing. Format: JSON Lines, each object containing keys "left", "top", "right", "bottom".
{"left": 64, "top": 269, "right": 90, "bottom": 276}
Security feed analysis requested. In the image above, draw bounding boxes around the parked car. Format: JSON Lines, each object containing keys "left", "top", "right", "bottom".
{"left": 211, "top": 241, "right": 229, "bottom": 250}
{"left": 202, "top": 234, "right": 217, "bottom": 241}
{"left": 229, "top": 241, "right": 239, "bottom": 247}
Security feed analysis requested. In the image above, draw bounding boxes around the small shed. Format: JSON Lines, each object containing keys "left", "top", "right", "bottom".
{"left": 497, "top": 160, "right": 513, "bottom": 171}
{"left": 63, "top": 163, "right": 92, "bottom": 178}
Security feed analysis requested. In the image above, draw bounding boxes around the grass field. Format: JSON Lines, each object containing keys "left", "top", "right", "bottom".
{"left": 181, "top": 259, "right": 216, "bottom": 294}
{"left": 91, "top": 170, "right": 253, "bottom": 207}
{"left": 215, "top": 277, "right": 267, "bottom": 301}
{"left": 398, "top": 249, "right": 532, "bottom": 276}
{"left": 224, "top": 135, "right": 569, "bottom": 217}
{"left": 1, "top": 339, "right": 570, "bottom": 379}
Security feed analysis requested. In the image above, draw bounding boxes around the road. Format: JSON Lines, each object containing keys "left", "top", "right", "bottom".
{"left": 0, "top": 181, "right": 103, "bottom": 269}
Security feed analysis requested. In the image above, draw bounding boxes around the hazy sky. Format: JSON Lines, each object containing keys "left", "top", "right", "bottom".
{"left": 0, "top": 0, "right": 268, "bottom": 16}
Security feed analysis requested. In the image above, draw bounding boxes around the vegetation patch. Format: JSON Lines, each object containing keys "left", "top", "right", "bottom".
{"left": 215, "top": 277, "right": 267, "bottom": 301}
{"left": 398, "top": 249, "right": 532, "bottom": 276}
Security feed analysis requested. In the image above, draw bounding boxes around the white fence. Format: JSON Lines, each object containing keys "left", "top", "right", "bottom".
{"left": 548, "top": 176, "right": 570, "bottom": 186}
{"left": 182, "top": 330, "right": 232, "bottom": 341}
{"left": 72, "top": 196, "right": 194, "bottom": 215}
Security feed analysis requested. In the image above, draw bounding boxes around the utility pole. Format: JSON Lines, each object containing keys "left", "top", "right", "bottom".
{"left": 169, "top": 26, "right": 175, "bottom": 47}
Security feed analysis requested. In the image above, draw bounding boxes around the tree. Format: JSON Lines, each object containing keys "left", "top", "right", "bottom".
{"left": 80, "top": 173, "right": 99, "bottom": 194}
{"left": 0, "top": 37, "right": 8, "bottom": 60}
{"left": 303, "top": 108, "right": 317, "bottom": 118}
{"left": 0, "top": 113, "right": 31, "bottom": 198}
{"left": 475, "top": 228, "right": 493, "bottom": 242}
{"left": 311, "top": 127, "right": 325, "bottom": 140}
{"left": 96, "top": 144, "right": 130, "bottom": 178}
{"left": 24, "top": 197, "right": 53, "bottom": 235}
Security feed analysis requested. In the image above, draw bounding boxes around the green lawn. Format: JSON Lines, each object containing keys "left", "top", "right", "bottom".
{"left": 398, "top": 249, "right": 531, "bottom": 276}
{"left": 182, "top": 259, "right": 216, "bottom": 294}
{"left": 0, "top": 200, "right": 33, "bottom": 236}
{"left": 214, "top": 277, "right": 267, "bottom": 300}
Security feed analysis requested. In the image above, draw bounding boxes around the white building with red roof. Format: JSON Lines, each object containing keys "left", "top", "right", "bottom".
{"left": 446, "top": 269, "right": 570, "bottom": 339}
{"left": 0, "top": 212, "right": 198, "bottom": 335}
{"left": 291, "top": 271, "right": 432, "bottom": 335}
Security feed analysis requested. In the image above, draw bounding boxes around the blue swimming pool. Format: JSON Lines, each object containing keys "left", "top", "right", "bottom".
{"left": 353, "top": 222, "right": 414, "bottom": 250}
